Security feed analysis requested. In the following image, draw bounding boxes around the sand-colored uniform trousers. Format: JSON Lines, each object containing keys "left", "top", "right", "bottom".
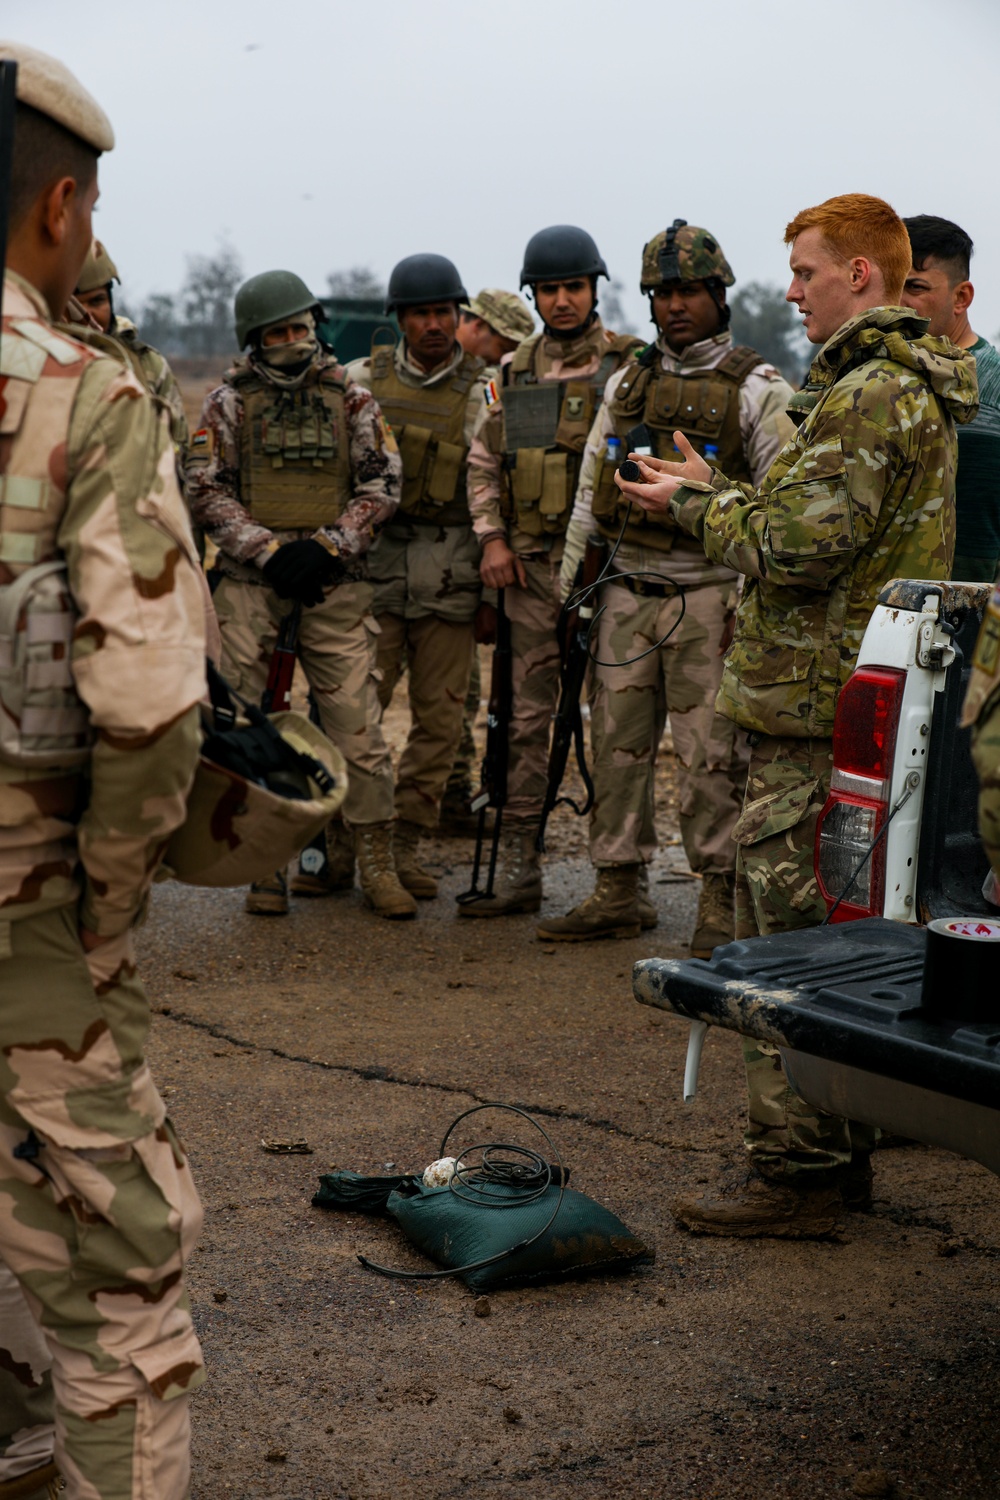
{"left": 734, "top": 734, "right": 876, "bottom": 1177}
{"left": 589, "top": 576, "right": 748, "bottom": 870}
{"left": 502, "top": 556, "right": 564, "bottom": 819}
{"left": 0, "top": 1261, "right": 55, "bottom": 1486}
{"left": 212, "top": 576, "right": 394, "bottom": 827}
{"left": 0, "top": 912, "right": 204, "bottom": 1500}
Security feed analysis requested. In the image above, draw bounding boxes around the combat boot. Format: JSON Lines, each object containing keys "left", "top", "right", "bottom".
{"left": 438, "top": 778, "right": 493, "bottom": 839}
{"left": 0, "top": 1461, "right": 63, "bottom": 1499}
{"left": 457, "top": 820, "right": 541, "bottom": 917}
{"left": 835, "top": 1150, "right": 874, "bottom": 1212}
{"left": 536, "top": 865, "right": 642, "bottom": 942}
{"left": 245, "top": 869, "right": 288, "bottom": 916}
{"left": 673, "top": 1167, "right": 843, "bottom": 1240}
{"left": 393, "top": 819, "right": 438, "bottom": 899}
{"left": 290, "top": 820, "right": 355, "bottom": 896}
{"left": 354, "top": 823, "right": 418, "bottom": 920}
{"left": 637, "top": 864, "right": 658, "bottom": 931}
{"left": 690, "top": 871, "right": 736, "bottom": 957}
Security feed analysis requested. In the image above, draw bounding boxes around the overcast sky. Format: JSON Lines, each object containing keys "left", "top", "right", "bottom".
{"left": 9, "top": 0, "right": 1000, "bottom": 341}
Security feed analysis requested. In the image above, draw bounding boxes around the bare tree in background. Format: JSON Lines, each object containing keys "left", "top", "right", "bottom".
{"left": 181, "top": 243, "right": 244, "bottom": 355}
{"left": 326, "top": 266, "right": 385, "bottom": 302}
{"left": 729, "top": 281, "right": 809, "bottom": 384}
{"left": 601, "top": 277, "right": 639, "bottom": 336}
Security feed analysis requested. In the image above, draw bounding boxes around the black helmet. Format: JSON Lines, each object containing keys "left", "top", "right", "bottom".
{"left": 385, "top": 253, "right": 468, "bottom": 314}
{"left": 519, "top": 225, "right": 609, "bottom": 288}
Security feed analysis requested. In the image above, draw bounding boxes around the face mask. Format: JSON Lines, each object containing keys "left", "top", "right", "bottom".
{"left": 258, "top": 310, "right": 318, "bottom": 370}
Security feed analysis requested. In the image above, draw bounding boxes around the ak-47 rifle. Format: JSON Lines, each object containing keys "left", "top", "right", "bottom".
{"left": 260, "top": 604, "right": 302, "bottom": 715}
{"left": 456, "top": 589, "right": 512, "bottom": 905}
{"left": 536, "top": 533, "right": 608, "bottom": 853}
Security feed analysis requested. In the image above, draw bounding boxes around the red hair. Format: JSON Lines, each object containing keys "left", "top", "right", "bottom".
{"left": 785, "top": 194, "right": 910, "bottom": 302}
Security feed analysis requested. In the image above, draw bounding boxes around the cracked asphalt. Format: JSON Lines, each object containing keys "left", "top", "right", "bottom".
{"left": 136, "top": 678, "right": 1000, "bottom": 1499}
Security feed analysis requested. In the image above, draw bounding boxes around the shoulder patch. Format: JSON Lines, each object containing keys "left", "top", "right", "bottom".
{"left": 377, "top": 414, "right": 399, "bottom": 456}
{"left": 189, "top": 427, "right": 214, "bottom": 462}
{"left": 484, "top": 377, "right": 499, "bottom": 408}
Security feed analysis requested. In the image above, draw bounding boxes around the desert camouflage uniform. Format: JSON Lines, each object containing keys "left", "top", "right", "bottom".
{"left": 347, "top": 341, "right": 488, "bottom": 828}
{"left": 467, "top": 320, "right": 641, "bottom": 820}
{"left": 962, "top": 570, "right": 1000, "bottom": 880}
{"left": 664, "top": 306, "right": 978, "bottom": 1175}
{"left": 0, "top": 271, "right": 207, "bottom": 1496}
{"left": 0, "top": 1270, "right": 56, "bottom": 1491}
{"left": 563, "top": 331, "right": 794, "bottom": 871}
{"left": 185, "top": 351, "right": 401, "bottom": 827}
{"left": 111, "top": 317, "right": 188, "bottom": 459}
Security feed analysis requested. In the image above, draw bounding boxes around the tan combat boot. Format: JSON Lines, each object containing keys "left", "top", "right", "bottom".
{"left": 0, "top": 1461, "right": 63, "bottom": 1499}
{"left": 354, "top": 823, "right": 417, "bottom": 920}
{"left": 673, "top": 1168, "right": 843, "bottom": 1240}
{"left": 457, "top": 820, "right": 541, "bottom": 917}
{"left": 245, "top": 869, "right": 288, "bottom": 916}
{"left": 536, "top": 865, "right": 643, "bottom": 942}
{"left": 393, "top": 819, "right": 438, "bottom": 899}
{"left": 689, "top": 871, "right": 736, "bottom": 958}
{"left": 290, "top": 819, "right": 355, "bottom": 896}
{"left": 637, "top": 863, "right": 659, "bottom": 930}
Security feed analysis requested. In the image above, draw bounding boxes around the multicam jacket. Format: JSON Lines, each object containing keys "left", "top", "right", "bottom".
{"left": 0, "top": 272, "right": 206, "bottom": 933}
{"left": 666, "top": 306, "right": 979, "bottom": 738}
{"left": 963, "top": 568, "right": 1000, "bottom": 878}
{"left": 185, "top": 351, "right": 402, "bottom": 583}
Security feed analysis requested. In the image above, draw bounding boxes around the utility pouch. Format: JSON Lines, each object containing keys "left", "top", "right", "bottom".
{"left": 398, "top": 423, "right": 433, "bottom": 484}
{"left": 510, "top": 447, "right": 544, "bottom": 505}
{"left": 553, "top": 381, "right": 595, "bottom": 453}
{"left": 539, "top": 452, "right": 570, "bottom": 518}
{"left": 427, "top": 439, "right": 464, "bottom": 504}
{"left": 0, "top": 559, "right": 92, "bottom": 770}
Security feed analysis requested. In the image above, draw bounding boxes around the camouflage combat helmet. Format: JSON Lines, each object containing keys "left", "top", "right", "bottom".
{"left": 640, "top": 219, "right": 735, "bottom": 293}
{"left": 461, "top": 289, "right": 534, "bottom": 344}
{"left": 235, "top": 269, "right": 323, "bottom": 349}
{"left": 520, "top": 225, "right": 609, "bottom": 288}
{"left": 75, "top": 239, "right": 119, "bottom": 294}
{"left": 384, "top": 253, "right": 468, "bottom": 314}
{"left": 166, "top": 704, "right": 348, "bottom": 888}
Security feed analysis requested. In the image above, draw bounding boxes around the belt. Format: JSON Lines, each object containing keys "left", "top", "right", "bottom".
{"left": 606, "top": 572, "right": 681, "bottom": 599}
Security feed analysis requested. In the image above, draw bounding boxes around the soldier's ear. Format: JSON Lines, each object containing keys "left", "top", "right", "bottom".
{"left": 953, "top": 280, "right": 974, "bottom": 315}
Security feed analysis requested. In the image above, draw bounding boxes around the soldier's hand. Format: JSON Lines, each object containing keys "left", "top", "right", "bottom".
{"left": 474, "top": 602, "right": 497, "bottom": 645}
{"left": 481, "top": 538, "right": 527, "bottom": 590}
{"left": 617, "top": 430, "right": 713, "bottom": 514}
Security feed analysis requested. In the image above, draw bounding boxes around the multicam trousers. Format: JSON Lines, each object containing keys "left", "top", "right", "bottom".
{"left": 375, "top": 613, "right": 475, "bottom": 829}
{"left": 212, "top": 575, "right": 394, "bottom": 827}
{"left": 588, "top": 577, "right": 748, "bottom": 871}
{"left": 0, "top": 908, "right": 204, "bottom": 1499}
{"left": 733, "top": 733, "right": 875, "bottom": 1176}
{"left": 504, "top": 555, "right": 563, "bottom": 822}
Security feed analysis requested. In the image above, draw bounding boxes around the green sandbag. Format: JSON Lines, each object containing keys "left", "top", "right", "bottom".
{"left": 385, "top": 1178, "right": 653, "bottom": 1291}
{"left": 312, "top": 1171, "right": 412, "bottom": 1216}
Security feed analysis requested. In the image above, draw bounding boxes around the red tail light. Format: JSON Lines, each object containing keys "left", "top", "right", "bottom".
{"left": 816, "top": 666, "right": 905, "bottom": 921}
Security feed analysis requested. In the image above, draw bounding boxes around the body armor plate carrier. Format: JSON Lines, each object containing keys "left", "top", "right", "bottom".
{"left": 230, "top": 360, "right": 351, "bottom": 531}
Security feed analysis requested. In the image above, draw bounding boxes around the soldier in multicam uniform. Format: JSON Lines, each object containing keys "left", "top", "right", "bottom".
{"left": 538, "top": 222, "right": 794, "bottom": 951}
{"left": 73, "top": 240, "right": 189, "bottom": 457}
{"left": 344, "top": 256, "right": 491, "bottom": 896}
{"left": 185, "top": 270, "right": 416, "bottom": 920}
{"left": 441, "top": 288, "right": 535, "bottom": 835}
{"left": 617, "top": 193, "right": 979, "bottom": 1237}
{"left": 964, "top": 569, "right": 1000, "bottom": 881}
{"left": 0, "top": 40, "right": 208, "bottom": 1498}
{"left": 461, "top": 226, "right": 643, "bottom": 916}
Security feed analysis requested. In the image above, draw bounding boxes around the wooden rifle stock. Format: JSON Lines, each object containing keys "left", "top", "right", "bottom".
{"left": 456, "top": 589, "right": 512, "bottom": 904}
{"left": 260, "top": 604, "right": 302, "bottom": 716}
{"left": 536, "top": 533, "right": 608, "bottom": 853}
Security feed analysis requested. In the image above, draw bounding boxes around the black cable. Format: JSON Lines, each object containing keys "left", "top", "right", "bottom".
{"left": 357, "top": 1103, "right": 566, "bottom": 1282}
{"left": 821, "top": 776, "right": 918, "bottom": 926}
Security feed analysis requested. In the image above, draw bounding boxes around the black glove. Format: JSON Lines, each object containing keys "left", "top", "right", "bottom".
{"left": 261, "top": 539, "right": 345, "bottom": 607}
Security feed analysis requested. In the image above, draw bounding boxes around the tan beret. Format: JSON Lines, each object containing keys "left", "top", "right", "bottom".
{"left": 461, "top": 289, "right": 535, "bottom": 345}
{"left": 0, "top": 40, "right": 114, "bottom": 152}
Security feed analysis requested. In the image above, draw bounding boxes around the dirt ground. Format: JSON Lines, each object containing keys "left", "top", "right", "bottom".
{"left": 137, "top": 669, "right": 1000, "bottom": 1500}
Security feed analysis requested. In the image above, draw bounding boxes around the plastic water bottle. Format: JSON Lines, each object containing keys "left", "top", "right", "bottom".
{"left": 606, "top": 436, "right": 621, "bottom": 464}
{"left": 704, "top": 443, "right": 719, "bottom": 466}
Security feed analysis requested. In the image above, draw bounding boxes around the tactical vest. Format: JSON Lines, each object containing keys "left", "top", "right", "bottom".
{"left": 591, "top": 343, "right": 760, "bottom": 551}
{"left": 500, "top": 330, "right": 640, "bottom": 538}
{"left": 369, "top": 343, "right": 484, "bottom": 526}
{"left": 0, "top": 312, "right": 97, "bottom": 769}
{"left": 229, "top": 359, "right": 351, "bottom": 531}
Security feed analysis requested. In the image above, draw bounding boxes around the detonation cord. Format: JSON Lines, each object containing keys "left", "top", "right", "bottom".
{"left": 357, "top": 1103, "right": 567, "bottom": 1282}
{"left": 821, "top": 773, "right": 920, "bottom": 926}
{"left": 564, "top": 502, "right": 687, "bottom": 668}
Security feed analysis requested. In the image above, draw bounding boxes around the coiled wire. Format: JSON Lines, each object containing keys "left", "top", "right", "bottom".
{"left": 564, "top": 501, "right": 687, "bottom": 669}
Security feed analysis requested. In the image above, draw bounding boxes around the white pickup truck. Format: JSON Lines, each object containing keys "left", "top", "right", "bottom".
{"left": 633, "top": 578, "right": 1000, "bottom": 1175}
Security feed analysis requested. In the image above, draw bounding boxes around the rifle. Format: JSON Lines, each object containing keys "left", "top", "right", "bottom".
{"left": 456, "top": 589, "right": 512, "bottom": 904}
{"left": 260, "top": 603, "right": 301, "bottom": 715}
{"left": 536, "top": 533, "right": 608, "bottom": 853}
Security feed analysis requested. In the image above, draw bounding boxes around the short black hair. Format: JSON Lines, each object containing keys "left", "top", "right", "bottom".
{"left": 10, "top": 102, "right": 99, "bottom": 230}
{"left": 903, "top": 214, "right": 973, "bottom": 283}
